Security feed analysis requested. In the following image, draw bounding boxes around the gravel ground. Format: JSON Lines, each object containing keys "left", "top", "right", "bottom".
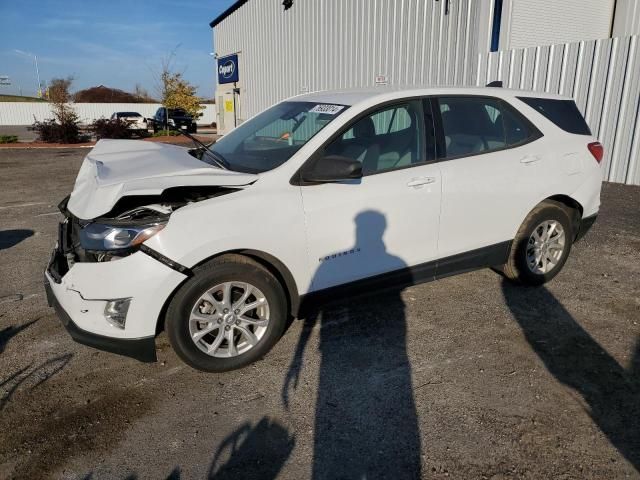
{"left": 0, "top": 147, "right": 638, "bottom": 480}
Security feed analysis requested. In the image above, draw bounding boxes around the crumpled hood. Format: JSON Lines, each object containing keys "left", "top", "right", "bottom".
{"left": 67, "top": 139, "right": 257, "bottom": 220}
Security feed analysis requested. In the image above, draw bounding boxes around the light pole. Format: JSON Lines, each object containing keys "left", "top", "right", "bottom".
{"left": 14, "top": 50, "right": 42, "bottom": 97}
{"left": 34, "top": 55, "right": 41, "bottom": 97}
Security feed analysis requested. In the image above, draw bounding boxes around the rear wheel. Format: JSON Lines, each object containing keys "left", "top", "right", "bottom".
{"left": 166, "top": 255, "right": 287, "bottom": 372}
{"left": 499, "top": 201, "right": 574, "bottom": 286}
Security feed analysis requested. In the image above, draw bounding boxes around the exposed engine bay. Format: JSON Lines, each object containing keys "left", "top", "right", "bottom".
{"left": 54, "top": 186, "right": 238, "bottom": 275}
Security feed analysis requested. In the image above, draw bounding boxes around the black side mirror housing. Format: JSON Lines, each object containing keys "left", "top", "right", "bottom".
{"left": 301, "top": 155, "right": 363, "bottom": 183}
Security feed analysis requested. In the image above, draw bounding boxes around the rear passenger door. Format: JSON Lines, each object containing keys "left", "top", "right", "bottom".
{"left": 433, "top": 95, "right": 544, "bottom": 260}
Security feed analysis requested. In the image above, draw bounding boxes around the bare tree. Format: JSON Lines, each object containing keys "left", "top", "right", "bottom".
{"left": 152, "top": 47, "right": 203, "bottom": 118}
{"left": 47, "top": 76, "right": 77, "bottom": 128}
{"left": 133, "top": 83, "right": 154, "bottom": 102}
{"left": 47, "top": 77, "right": 73, "bottom": 103}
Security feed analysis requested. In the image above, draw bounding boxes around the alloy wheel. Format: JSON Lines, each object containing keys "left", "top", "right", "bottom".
{"left": 189, "top": 282, "right": 270, "bottom": 358}
{"left": 526, "top": 220, "right": 566, "bottom": 274}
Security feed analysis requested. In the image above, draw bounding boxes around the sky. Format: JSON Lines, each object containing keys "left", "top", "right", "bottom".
{"left": 0, "top": 0, "right": 235, "bottom": 98}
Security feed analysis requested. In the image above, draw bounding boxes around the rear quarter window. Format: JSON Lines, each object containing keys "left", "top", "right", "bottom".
{"left": 517, "top": 97, "right": 591, "bottom": 135}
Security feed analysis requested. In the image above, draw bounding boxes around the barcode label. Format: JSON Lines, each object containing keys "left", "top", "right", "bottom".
{"left": 310, "top": 104, "right": 345, "bottom": 115}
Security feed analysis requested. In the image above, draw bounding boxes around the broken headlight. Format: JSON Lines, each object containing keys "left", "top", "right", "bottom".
{"left": 79, "top": 222, "right": 166, "bottom": 252}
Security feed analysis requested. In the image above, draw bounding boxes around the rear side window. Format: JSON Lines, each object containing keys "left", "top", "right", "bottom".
{"left": 517, "top": 97, "right": 591, "bottom": 135}
{"left": 437, "top": 96, "right": 537, "bottom": 158}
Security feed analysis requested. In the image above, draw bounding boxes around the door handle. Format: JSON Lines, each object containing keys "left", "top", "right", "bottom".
{"left": 520, "top": 154, "right": 541, "bottom": 164}
{"left": 407, "top": 177, "right": 436, "bottom": 187}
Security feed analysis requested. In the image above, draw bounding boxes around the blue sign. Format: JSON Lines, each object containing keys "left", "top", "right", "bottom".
{"left": 217, "top": 54, "right": 239, "bottom": 84}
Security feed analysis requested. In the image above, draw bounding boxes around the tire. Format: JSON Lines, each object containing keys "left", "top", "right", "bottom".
{"left": 499, "top": 200, "right": 575, "bottom": 286}
{"left": 166, "top": 254, "right": 287, "bottom": 372}
{"left": 153, "top": 123, "right": 158, "bottom": 134}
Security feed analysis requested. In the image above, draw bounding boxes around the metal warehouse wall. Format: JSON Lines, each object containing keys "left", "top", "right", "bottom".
{"left": 613, "top": 0, "right": 640, "bottom": 37}
{"left": 214, "top": 0, "right": 481, "bottom": 120}
{"left": 477, "top": 35, "right": 640, "bottom": 186}
{"left": 0, "top": 103, "right": 216, "bottom": 126}
{"left": 499, "top": 0, "right": 615, "bottom": 50}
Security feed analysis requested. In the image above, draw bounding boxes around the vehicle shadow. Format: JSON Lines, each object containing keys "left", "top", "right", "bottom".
{"left": 0, "top": 318, "right": 39, "bottom": 354}
{"left": 502, "top": 280, "right": 640, "bottom": 473}
{"left": 283, "top": 210, "right": 422, "bottom": 479}
{"left": 207, "top": 417, "right": 294, "bottom": 479}
{"left": 0, "top": 353, "right": 73, "bottom": 411}
{"left": 0, "top": 229, "right": 34, "bottom": 250}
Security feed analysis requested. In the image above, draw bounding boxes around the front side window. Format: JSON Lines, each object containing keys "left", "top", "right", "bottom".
{"left": 209, "top": 101, "right": 348, "bottom": 173}
{"left": 325, "top": 100, "right": 433, "bottom": 175}
{"left": 438, "top": 96, "right": 535, "bottom": 158}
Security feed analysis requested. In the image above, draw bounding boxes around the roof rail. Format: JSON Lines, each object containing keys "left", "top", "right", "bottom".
{"left": 486, "top": 81, "right": 503, "bottom": 88}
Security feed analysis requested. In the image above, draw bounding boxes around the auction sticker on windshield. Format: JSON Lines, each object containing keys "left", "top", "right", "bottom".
{"left": 309, "top": 104, "right": 345, "bottom": 115}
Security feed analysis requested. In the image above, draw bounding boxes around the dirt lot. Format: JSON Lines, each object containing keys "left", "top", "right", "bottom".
{"left": 0, "top": 147, "right": 639, "bottom": 479}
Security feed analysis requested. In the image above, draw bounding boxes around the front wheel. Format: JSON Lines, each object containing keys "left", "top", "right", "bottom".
{"left": 166, "top": 255, "right": 287, "bottom": 372}
{"left": 499, "top": 200, "right": 574, "bottom": 286}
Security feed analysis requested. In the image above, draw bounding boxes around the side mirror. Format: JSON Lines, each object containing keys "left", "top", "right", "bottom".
{"left": 301, "top": 155, "right": 363, "bottom": 183}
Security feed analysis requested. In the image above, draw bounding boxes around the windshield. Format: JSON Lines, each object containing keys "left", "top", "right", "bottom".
{"left": 117, "top": 112, "right": 141, "bottom": 117}
{"left": 207, "top": 101, "right": 349, "bottom": 173}
{"left": 169, "top": 109, "right": 188, "bottom": 117}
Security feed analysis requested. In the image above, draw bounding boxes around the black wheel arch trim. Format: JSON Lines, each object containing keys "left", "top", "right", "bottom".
{"left": 156, "top": 249, "right": 301, "bottom": 336}
{"left": 574, "top": 213, "right": 598, "bottom": 242}
{"left": 233, "top": 249, "right": 301, "bottom": 316}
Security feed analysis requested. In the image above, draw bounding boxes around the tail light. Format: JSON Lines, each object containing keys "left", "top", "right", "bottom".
{"left": 588, "top": 142, "right": 604, "bottom": 164}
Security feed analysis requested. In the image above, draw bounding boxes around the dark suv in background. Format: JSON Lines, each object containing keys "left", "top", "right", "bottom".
{"left": 150, "top": 107, "right": 197, "bottom": 133}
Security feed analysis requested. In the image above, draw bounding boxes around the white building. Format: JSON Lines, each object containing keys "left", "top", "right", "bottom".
{"left": 211, "top": 0, "right": 640, "bottom": 185}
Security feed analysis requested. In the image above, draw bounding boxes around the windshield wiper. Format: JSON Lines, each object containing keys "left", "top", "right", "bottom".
{"left": 172, "top": 128, "right": 230, "bottom": 170}
{"left": 202, "top": 149, "right": 231, "bottom": 171}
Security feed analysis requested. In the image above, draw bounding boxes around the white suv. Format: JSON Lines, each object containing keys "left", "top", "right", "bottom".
{"left": 45, "top": 86, "right": 603, "bottom": 372}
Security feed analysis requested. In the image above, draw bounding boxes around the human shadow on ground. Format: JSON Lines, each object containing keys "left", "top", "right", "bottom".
{"left": 207, "top": 417, "right": 294, "bottom": 479}
{"left": 0, "top": 229, "right": 34, "bottom": 250}
{"left": 283, "top": 210, "right": 422, "bottom": 479}
{"left": 0, "top": 318, "right": 39, "bottom": 354}
{"left": 502, "top": 280, "right": 640, "bottom": 473}
{"left": 79, "top": 417, "right": 293, "bottom": 480}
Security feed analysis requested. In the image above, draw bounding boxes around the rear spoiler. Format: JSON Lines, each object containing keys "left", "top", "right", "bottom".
{"left": 486, "top": 81, "right": 503, "bottom": 88}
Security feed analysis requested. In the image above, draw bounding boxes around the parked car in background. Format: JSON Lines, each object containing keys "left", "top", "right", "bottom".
{"left": 46, "top": 86, "right": 603, "bottom": 372}
{"left": 149, "top": 107, "right": 197, "bottom": 133}
{"left": 110, "top": 111, "right": 148, "bottom": 135}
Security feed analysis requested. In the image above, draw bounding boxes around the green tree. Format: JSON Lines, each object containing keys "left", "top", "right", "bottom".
{"left": 161, "top": 71, "right": 203, "bottom": 118}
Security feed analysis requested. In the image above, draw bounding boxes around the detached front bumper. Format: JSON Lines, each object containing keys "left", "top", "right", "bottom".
{"left": 45, "top": 238, "right": 188, "bottom": 362}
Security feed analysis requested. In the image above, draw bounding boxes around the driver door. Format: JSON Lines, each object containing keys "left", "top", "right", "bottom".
{"left": 299, "top": 99, "right": 442, "bottom": 292}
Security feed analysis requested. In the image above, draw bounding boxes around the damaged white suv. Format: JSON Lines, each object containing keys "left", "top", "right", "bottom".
{"left": 45, "top": 86, "right": 603, "bottom": 372}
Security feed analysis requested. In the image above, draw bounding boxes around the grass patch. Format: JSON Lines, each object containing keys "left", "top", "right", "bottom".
{"left": 0, "top": 94, "right": 46, "bottom": 102}
{"left": 0, "top": 135, "right": 18, "bottom": 144}
{"left": 152, "top": 130, "right": 181, "bottom": 137}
